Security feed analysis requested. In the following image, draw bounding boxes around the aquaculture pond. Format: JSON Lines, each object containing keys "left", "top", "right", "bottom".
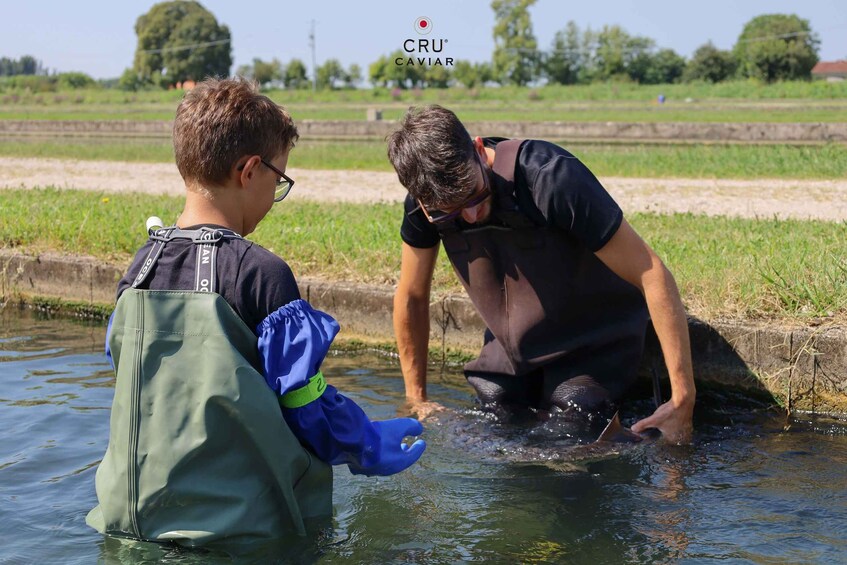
{"left": 1, "top": 308, "right": 846, "bottom": 564}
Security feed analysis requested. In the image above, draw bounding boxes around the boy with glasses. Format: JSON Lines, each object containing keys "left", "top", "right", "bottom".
{"left": 388, "top": 105, "right": 695, "bottom": 444}
{"left": 87, "top": 78, "right": 425, "bottom": 546}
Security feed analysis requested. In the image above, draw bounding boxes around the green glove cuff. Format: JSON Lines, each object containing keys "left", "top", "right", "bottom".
{"left": 279, "top": 371, "right": 327, "bottom": 409}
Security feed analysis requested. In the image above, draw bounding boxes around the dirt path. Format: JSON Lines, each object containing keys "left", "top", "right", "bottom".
{"left": 2, "top": 157, "right": 846, "bottom": 221}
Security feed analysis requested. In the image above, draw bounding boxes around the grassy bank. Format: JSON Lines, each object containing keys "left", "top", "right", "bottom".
{"left": 2, "top": 81, "right": 846, "bottom": 123}
{"left": 3, "top": 138, "right": 846, "bottom": 179}
{"left": 4, "top": 103, "right": 846, "bottom": 123}
{"left": 1, "top": 188, "right": 844, "bottom": 323}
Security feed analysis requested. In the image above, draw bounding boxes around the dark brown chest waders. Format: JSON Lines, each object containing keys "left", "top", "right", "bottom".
{"left": 436, "top": 140, "right": 649, "bottom": 420}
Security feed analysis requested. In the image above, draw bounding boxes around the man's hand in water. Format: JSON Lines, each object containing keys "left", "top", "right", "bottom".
{"left": 631, "top": 397, "right": 694, "bottom": 444}
{"left": 404, "top": 400, "right": 446, "bottom": 420}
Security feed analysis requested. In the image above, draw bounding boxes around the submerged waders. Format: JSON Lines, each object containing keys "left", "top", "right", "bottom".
{"left": 436, "top": 140, "right": 649, "bottom": 414}
{"left": 86, "top": 227, "right": 331, "bottom": 545}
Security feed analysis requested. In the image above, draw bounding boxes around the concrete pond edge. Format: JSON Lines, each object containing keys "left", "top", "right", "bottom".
{"left": 1, "top": 249, "right": 845, "bottom": 416}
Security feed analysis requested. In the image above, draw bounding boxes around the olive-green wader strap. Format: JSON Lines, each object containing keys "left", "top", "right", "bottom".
{"left": 87, "top": 227, "right": 332, "bottom": 545}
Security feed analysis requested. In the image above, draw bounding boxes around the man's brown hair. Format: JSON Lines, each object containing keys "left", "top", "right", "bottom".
{"left": 173, "top": 77, "right": 298, "bottom": 188}
{"left": 387, "top": 105, "right": 477, "bottom": 209}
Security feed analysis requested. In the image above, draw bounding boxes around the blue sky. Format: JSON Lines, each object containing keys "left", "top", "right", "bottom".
{"left": 2, "top": 0, "right": 845, "bottom": 79}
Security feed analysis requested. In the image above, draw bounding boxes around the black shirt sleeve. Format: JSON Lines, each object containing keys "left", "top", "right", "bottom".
{"left": 400, "top": 193, "right": 440, "bottom": 249}
{"left": 116, "top": 243, "right": 153, "bottom": 302}
{"left": 235, "top": 243, "right": 301, "bottom": 332}
{"left": 519, "top": 140, "right": 623, "bottom": 252}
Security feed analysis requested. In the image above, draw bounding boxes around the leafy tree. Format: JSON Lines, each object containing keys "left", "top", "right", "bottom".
{"left": 345, "top": 64, "right": 362, "bottom": 88}
{"left": 283, "top": 59, "right": 308, "bottom": 89}
{"left": 57, "top": 72, "right": 96, "bottom": 89}
{"left": 369, "top": 50, "right": 425, "bottom": 89}
{"left": 236, "top": 58, "right": 282, "bottom": 86}
{"left": 590, "top": 25, "right": 654, "bottom": 81}
{"left": 683, "top": 42, "right": 736, "bottom": 83}
{"left": 733, "top": 14, "right": 819, "bottom": 82}
{"left": 368, "top": 55, "right": 391, "bottom": 87}
{"left": 132, "top": 1, "right": 232, "bottom": 87}
{"left": 0, "top": 55, "right": 42, "bottom": 76}
{"left": 316, "top": 59, "right": 347, "bottom": 89}
{"left": 235, "top": 64, "right": 252, "bottom": 78}
{"left": 118, "top": 68, "right": 145, "bottom": 91}
{"left": 422, "top": 65, "right": 451, "bottom": 88}
{"left": 491, "top": 0, "right": 539, "bottom": 86}
{"left": 252, "top": 58, "right": 283, "bottom": 86}
{"left": 452, "top": 60, "right": 474, "bottom": 87}
{"left": 17, "top": 55, "right": 40, "bottom": 75}
{"left": 0, "top": 57, "right": 13, "bottom": 76}
{"left": 629, "top": 48, "right": 686, "bottom": 84}
{"left": 545, "top": 21, "right": 582, "bottom": 85}
{"left": 453, "top": 60, "right": 494, "bottom": 88}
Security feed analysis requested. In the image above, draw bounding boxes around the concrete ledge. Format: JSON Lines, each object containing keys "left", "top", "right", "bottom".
{"left": 2, "top": 249, "right": 845, "bottom": 415}
{"left": 2, "top": 119, "right": 845, "bottom": 143}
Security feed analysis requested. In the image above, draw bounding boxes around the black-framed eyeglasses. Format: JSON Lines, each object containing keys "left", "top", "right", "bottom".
{"left": 239, "top": 157, "right": 295, "bottom": 202}
{"left": 416, "top": 156, "right": 491, "bottom": 224}
{"left": 261, "top": 159, "right": 295, "bottom": 202}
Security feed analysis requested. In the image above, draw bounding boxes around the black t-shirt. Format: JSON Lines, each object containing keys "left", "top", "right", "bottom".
{"left": 400, "top": 138, "right": 623, "bottom": 252}
{"left": 116, "top": 224, "right": 300, "bottom": 334}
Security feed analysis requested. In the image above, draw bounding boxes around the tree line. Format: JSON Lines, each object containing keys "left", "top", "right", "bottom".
{"left": 0, "top": 1, "right": 826, "bottom": 91}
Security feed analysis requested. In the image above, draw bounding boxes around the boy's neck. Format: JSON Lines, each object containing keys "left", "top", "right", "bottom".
{"left": 178, "top": 188, "right": 246, "bottom": 235}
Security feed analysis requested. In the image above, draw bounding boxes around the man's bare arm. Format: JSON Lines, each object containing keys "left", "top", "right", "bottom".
{"left": 394, "top": 242, "right": 439, "bottom": 402}
{"left": 594, "top": 218, "right": 696, "bottom": 443}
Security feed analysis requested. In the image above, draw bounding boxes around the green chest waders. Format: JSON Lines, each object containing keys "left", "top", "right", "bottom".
{"left": 86, "top": 227, "right": 332, "bottom": 545}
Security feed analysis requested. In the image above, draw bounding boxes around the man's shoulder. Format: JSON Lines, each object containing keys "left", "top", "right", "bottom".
{"left": 520, "top": 139, "right": 576, "bottom": 161}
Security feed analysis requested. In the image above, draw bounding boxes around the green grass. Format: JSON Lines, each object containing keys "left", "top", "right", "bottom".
{"left": 3, "top": 80, "right": 846, "bottom": 103}
{"left": 3, "top": 103, "right": 846, "bottom": 123}
{"left": 2, "top": 81, "right": 846, "bottom": 122}
{"left": 3, "top": 138, "right": 846, "bottom": 179}
{"left": 1, "top": 188, "right": 845, "bottom": 323}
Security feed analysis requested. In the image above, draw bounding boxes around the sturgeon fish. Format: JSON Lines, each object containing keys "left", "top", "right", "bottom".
{"left": 425, "top": 409, "right": 647, "bottom": 472}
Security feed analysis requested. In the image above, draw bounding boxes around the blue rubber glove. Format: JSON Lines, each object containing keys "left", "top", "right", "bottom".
{"left": 348, "top": 418, "right": 427, "bottom": 476}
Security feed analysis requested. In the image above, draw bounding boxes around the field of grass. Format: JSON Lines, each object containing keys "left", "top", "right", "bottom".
{"left": 2, "top": 81, "right": 846, "bottom": 122}
{"left": 3, "top": 137, "right": 845, "bottom": 179}
{"left": 3, "top": 103, "right": 846, "bottom": 123}
{"left": 1, "top": 188, "right": 844, "bottom": 323}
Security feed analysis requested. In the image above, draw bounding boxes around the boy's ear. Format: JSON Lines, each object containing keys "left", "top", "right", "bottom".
{"left": 235, "top": 155, "right": 262, "bottom": 187}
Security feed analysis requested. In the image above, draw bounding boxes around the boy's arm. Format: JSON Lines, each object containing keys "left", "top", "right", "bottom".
{"left": 257, "top": 299, "right": 426, "bottom": 476}
{"left": 281, "top": 385, "right": 424, "bottom": 476}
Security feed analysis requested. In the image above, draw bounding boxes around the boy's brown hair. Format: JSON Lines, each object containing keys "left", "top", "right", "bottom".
{"left": 173, "top": 77, "right": 298, "bottom": 189}
{"left": 387, "top": 105, "right": 477, "bottom": 209}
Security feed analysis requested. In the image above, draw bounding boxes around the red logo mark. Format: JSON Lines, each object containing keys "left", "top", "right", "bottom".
{"left": 415, "top": 17, "right": 432, "bottom": 35}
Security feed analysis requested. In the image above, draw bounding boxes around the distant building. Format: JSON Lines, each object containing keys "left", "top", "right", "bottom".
{"left": 811, "top": 61, "right": 847, "bottom": 82}
{"left": 169, "top": 80, "right": 197, "bottom": 91}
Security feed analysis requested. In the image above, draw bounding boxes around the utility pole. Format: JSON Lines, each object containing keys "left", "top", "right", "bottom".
{"left": 309, "top": 20, "right": 317, "bottom": 92}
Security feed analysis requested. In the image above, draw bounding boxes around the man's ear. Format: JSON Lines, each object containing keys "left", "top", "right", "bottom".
{"left": 235, "top": 155, "right": 262, "bottom": 187}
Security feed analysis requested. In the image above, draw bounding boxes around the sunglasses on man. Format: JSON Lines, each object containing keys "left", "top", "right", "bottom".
{"left": 416, "top": 156, "right": 491, "bottom": 224}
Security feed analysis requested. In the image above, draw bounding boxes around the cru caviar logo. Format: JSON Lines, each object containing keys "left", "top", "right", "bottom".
{"left": 414, "top": 17, "right": 432, "bottom": 35}
{"left": 395, "top": 17, "right": 454, "bottom": 67}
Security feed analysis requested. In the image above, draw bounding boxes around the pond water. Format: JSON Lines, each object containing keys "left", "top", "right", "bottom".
{"left": 1, "top": 308, "right": 846, "bottom": 564}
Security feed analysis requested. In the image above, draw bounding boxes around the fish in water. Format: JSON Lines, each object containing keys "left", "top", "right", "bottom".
{"left": 424, "top": 408, "right": 647, "bottom": 472}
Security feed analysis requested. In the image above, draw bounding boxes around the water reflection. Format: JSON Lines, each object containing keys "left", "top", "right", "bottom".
{"left": 1, "top": 308, "right": 846, "bottom": 564}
